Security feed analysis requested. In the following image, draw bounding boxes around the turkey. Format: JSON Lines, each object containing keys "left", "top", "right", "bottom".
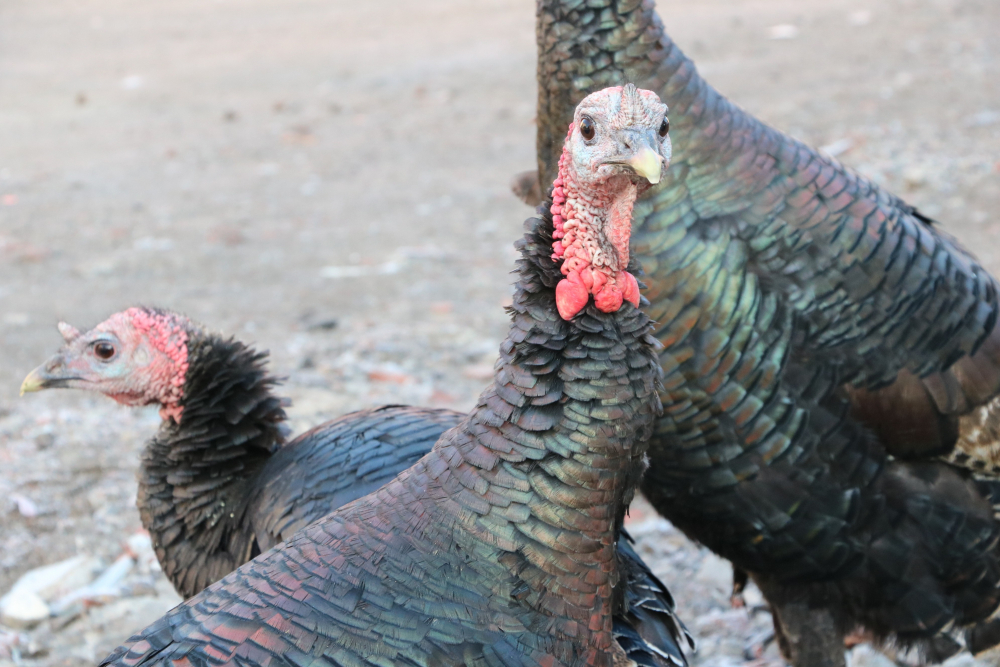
{"left": 529, "top": 0, "right": 1000, "bottom": 665}
{"left": 22, "top": 320, "right": 461, "bottom": 599}
{"left": 22, "top": 316, "right": 690, "bottom": 667}
{"left": 31, "top": 85, "right": 686, "bottom": 667}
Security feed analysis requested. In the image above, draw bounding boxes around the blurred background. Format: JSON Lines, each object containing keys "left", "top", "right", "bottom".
{"left": 0, "top": 0, "right": 997, "bottom": 664}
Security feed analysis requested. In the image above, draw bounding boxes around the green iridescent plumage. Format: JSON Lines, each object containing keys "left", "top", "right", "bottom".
{"left": 537, "top": 0, "right": 1000, "bottom": 663}
{"left": 101, "top": 202, "right": 690, "bottom": 667}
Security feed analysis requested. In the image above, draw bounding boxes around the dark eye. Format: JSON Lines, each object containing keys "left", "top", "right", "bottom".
{"left": 658, "top": 116, "right": 670, "bottom": 137}
{"left": 93, "top": 341, "right": 116, "bottom": 360}
{"left": 579, "top": 116, "right": 595, "bottom": 141}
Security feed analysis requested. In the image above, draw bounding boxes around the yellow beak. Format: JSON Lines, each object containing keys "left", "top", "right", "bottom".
{"left": 20, "top": 367, "right": 47, "bottom": 396}
{"left": 626, "top": 146, "right": 662, "bottom": 185}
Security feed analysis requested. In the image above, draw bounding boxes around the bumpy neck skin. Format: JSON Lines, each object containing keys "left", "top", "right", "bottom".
{"left": 408, "top": 204, "right": 662, "bottom": 664}
{"left": 138, "top": 331, "right": 286, "bottom": 598}
{"left": 126, "top": 308, "right": 190, "bottom": 422}
{"left": 551, "top": 129, "right": 641, "bottom": 319}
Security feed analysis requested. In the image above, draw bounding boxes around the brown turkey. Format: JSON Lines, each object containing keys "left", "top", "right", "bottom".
{"left": 527, "top": 0, "right": 1000, "bottom": 664}
{"left": 26, "top": 85, "right": 686, "bottom": 667}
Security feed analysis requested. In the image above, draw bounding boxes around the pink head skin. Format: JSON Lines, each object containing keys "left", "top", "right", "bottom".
{"left": 550, "top": 84, "right": 671, "bottom": 320}
{"left": 21, "top": 308, "right": 191, "bottom": 423}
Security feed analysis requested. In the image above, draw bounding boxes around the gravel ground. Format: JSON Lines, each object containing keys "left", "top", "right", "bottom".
{"left": 0, "top": 0, "right": 998, "bottom": 665}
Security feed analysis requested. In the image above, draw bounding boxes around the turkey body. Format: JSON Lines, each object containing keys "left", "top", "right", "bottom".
{"left": 536, "top": 0, "right": 1000, "bottom": 660}
{"left": 127, "top": 332, "right": 689, "bottom": 667}
{"left": 100, "top": 207, "right": 688, "bottom": 667}
{"left": 141, "top": 389, "right": 461, "bottom": 598}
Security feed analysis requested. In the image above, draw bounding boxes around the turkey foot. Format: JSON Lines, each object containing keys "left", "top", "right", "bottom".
{"left": 731, "top": 567, "right": 749, "bottom": 608}
{"left": 743, "top": 628, "right": 776, "bottom": 662}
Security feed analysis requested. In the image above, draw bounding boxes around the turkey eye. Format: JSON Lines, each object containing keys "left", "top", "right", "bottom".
{"left": 579, "top": 117, "right": 596, "bottom": 141}
{"left": 658, "top": 116, "right": 670, "bottom": 137}
{"left": 93, "top": 342, "right": 116, "bottom": 360}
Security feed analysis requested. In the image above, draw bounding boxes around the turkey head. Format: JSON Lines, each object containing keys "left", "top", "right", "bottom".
{"left": 21, "top": 307, "right": 191, "bottom": 423}
{"left": 551, "top": 83, "right": 671, "bottom": 319}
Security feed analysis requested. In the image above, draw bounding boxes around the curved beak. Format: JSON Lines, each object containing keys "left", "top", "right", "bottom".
{"left": 20, "top": 357, "right": 74, "bottom": 395}
{"left": 626, "top": 145, "right": 663, "bottom": 185}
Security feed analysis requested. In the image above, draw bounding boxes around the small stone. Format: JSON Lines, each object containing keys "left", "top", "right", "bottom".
{"left": 0, "top": 628, "right": 35, "bottom": 660}
{"left": 0, "top": 555, "right": 101, "bottom": 607}
{"left": 941, "top": 654, "right": 988, "bottom": 667}
{"left": 120, "top": 75, "right": 144, "bottom": 90}
{"left": 849, "top": 645, "right": 896, "bottom": 667}
{"left": 624, "top": 515, "right": 673, "bottom": 537}
{"left": 848, "top": 10, "right": 872, "bottom": 26}
{"left": 8, "top": 493, "right": 38, "bottom": 517}
{"left": 462, "top": 364, "right": 495, "bottom": 380}
{"left": 741, "top": 581, "right": 765, "bottom": 607}
{"left": 768, "top": 24, "right": 799, "bottom": 40}
{"left": 0, "top": 591, "right": 49, "bottom": 628}
{"left": 306, "top": 319, "right": 338, "bottom": 332}
{"left": 3, "top": 313, "right": 29, "bottom": 327}
{"left": 50, "top": 554, "right": 135, "bottom": 614}
{"left": 903, "top": 166, "right": 928, "bottom": 190}
{"left": 820, "top": 138, "right": 854, "bottom": 158}
{"left": 126, "top": 532, "right": 158, "bottom": 574}
{"left": 133, "top": 236, "right": 174, "bottom": 252}
{"left": 367, "top": 370, "right": 414, "bottom": 384}
{"left": 430, "top": 302, "right": 453, "bottom": 315}
{"left": 429, "top": 390, "right": 457, "bottom": 404}
{"left": 966, "top": 110, "right": 1000, "bottom": 128}
{"left": 207, "top": 225, "right": 245, "bottom": 246}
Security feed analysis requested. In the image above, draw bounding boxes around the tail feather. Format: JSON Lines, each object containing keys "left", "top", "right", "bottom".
{"left": 613, "top": 618, "right": 682, "bottom": 667}
{"left": 850, "top": 460, "right": 1000, "bottom": 642}
{"left": 618, "top": 535, "right": 694, "bottom": 667}
{"left": 947, "top": 394, "right": 1000, "bottom": 479}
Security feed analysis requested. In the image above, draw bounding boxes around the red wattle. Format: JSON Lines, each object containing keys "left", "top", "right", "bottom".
{"left": 550, "top": 123, "right": 642, "bottom": 320}
{"left": 622, "top": 272, "right": 640, "bottom": 308}
{"left": 556, "top": 275, "right": 589, "bottom": 320}
{"left": 593, "top": 285, "right": 624, "bottom": 313}
{"left": 590, "top": 269, "right": 608, "bottom": 293}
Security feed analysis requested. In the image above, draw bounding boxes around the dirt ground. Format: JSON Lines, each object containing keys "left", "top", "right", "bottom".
{"left": 0, "top": 0, "right": 998, "bottom": 665}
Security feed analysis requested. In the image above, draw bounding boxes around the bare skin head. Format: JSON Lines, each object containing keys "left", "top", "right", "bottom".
{"left": 550, "top": 84, "right": 671, "bottom": 320}
{"left": 21, "top": 308, "right": 192, "bottom": 422}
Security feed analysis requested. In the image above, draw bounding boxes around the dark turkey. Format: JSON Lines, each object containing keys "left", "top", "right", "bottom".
{"left": 533, "top": 0, "right": 1000, "bottom": 664}
{"left": 23, "top": 324, "right": 689, "bottom": 667}
{"left": 25, "top": 309, "right": 463, "bottom": 597}
{"left": 25, "top": 85, "right": 689, "bottom": 667}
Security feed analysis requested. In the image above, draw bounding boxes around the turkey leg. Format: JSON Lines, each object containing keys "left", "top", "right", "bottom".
{"left": 755, "top": 576, "right": 847, "bottom": 667}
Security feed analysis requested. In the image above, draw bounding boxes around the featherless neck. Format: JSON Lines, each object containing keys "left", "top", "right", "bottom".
{"left": 551, "top": 141, "right": 641, "bottom": 318}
